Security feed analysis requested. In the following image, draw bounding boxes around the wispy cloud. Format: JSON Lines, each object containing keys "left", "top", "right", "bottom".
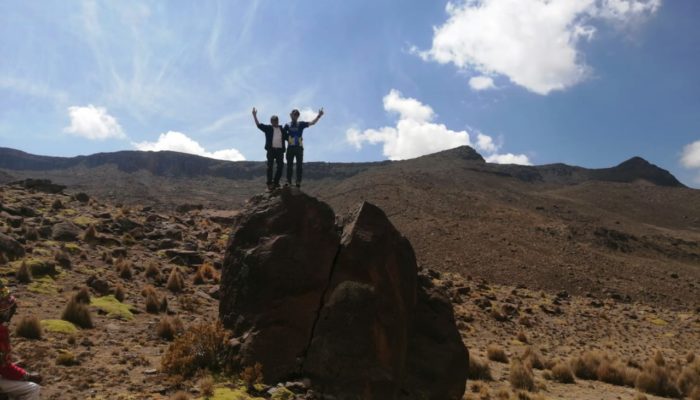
{"left": 0, "top": 77, "right": 69, "bottom": 105}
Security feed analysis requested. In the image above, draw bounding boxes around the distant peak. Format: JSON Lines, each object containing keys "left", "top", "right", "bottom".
{"left": 416, "top": 146, "right": 485, "bottom": 162}
{"left": 617, "top": 156, "right": 651, "bottom": 167}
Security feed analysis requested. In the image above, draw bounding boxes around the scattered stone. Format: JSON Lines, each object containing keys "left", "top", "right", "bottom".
{"left": 51, "top": 221, "right": 81, "bottom": 241}
{"left": 86, "top": 276, "right": 111, "bottom": 295}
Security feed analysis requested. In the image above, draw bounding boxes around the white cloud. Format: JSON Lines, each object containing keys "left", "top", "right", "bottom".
{"left": 485, "top": 153, "right": 532, "bottom": 165}
{"left": 469, "top": 76, "right": 496, "bottom": 91}
{"left": 346, "top": 89, "right": 530, "bottom": 164}
{"left": 133, "top": 131, "right": 245, "bottom": 161}
{"left": 680, "top": 140, "right": 700, "bottom": 169}
{"left": 64, "top": 105, "right": 126, "bottom": 140}
{"left": 421, "top": 0, "right": 661, "bottom": 95}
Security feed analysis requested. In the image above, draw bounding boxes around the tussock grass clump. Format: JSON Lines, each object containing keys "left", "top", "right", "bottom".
{"left": 161, "top": 321, "right": 229, "bottom": 377}
{"left": 550, "top": 361, "right": 575, "bottom": 384}
{"left": 635, "top": 360, "right": 681, "bottom": 398}
{"left": 677, "top": 358, "right": 700, "bottom": 397}
{"left": 167, "top": 267, "right": 185, "bottom": 292}
{"left": 157, "top": 316, "right": 183, "bottom": 341}
{"left": 114, "top": 283, "right": 126, "bottom": 302}
{"left": 160, "top": 296, "right": 169, "bottom": 313}
{"left": 170, "top": 392, "right": 190, "bottom": 400}
{"left": 24, "top": 226, "right": 39, "bottom": 241}
{"left": 54, "top": 249, "right": 71, "bottom": 269}
{"left": 145, "top": 262, "right": 161, "bottom": 280}
{"left": 73, "top": 287, "right": 91, "bottom": 304}
{"left": 194, "top": 263, "right": 218, "bottom": 285}
{"left": 241, "top": 362, "right": 264, "bottom": 388}
{"left": 571, "top": 350, "right": 604, "bottom": 380}
{"left": 116, "top": 258, "right": 133, "bottom": 280}
{"left": 199, "top": 376, "right": 214, "bottom": 397}
{"left": 517, "top": 331, "right": 529, "bottom": 344}
{"left": 142, "top": 284, "right": 157, "bottom": 298}
{"left": 487, "top": 344, "right": 509, "bottom": 363}
{"left": 468, "top": 356, "right": 492, "bottom": 381}
{"left": 15, "top": 261, "right": 32, "bottom": 284}
{"left": 510, "top": 357, "right": 535, "bottom": 392}
{"left": 61, "top": 298, "right": 93, "bottom": 329}
{"left": 522, "top": 347, "right": 545, "bottom": 370}
{"left": 82, "top": 225, "right": 97, "bottom": 242}
{"left": 146, "top": 292, "right": 161, "bottom": 314}
{"left": 571, "top": 350, "right": 638, "bottom": 387}
{"left": 15, "top": 315, "right": 42, "bottom": 340}
{"left": 687, "top": 353, "right": 696, "bottom": 364}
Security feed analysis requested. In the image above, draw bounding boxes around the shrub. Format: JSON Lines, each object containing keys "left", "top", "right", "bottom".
{"left": 677, "top": 359, "right": 700, "bottom": 396}
{"left": 193, "top": 269, "right": 205, "bottom": 285}
{"left": 161, "top": 321, "right": 229, "bottom": 377}
{"left": 15, "top": 315, "right": 42, "bottom": 340}
{"left": 61, "top": 298, "right": 93, "bottom": 329}
{"left": 199, "top": 376, "right": 214, "bottom": 397}
{"left": 157, "top": 316, "right": 183, "bottom": 341}
{"left": 468, "top": 356, "right": 492, "bottom": 381}
{"left": 571, "top": 350, "right": 604, "bottom": 380}
{"left": 167, "top": 267, "right": 185, "bottom": 292}
{"left": 15, "top": 261, "right": 32, "bottom": 284}
{"left": 142, "top": 285, "right": 157, "bottom": 298}
{"left": 654, "top": 350, "right": 666, "bottom": 367}
{"left": 73, "top": 287, "right": 91, "bottom": 304}
{"left": 114, "top": 283, "right": 126, "bottom": 302}
{"left": 551, "top": 361, "right": 575, "bottom": 384}
{"left": 241, "top": 362, "right": 264, "bottom": 388}
{"left": 510, "top": 358, "right": 535, "bottom": 391}
{"left": 596, "top": 359, "right": 629, "bottom": 386}
{"left": 487, "top": 344, "right": 509, "bottom": 363}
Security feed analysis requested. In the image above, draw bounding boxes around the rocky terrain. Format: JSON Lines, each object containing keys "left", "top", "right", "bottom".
{"left": 0, "top": 145, "right": 698, "bottom": 399}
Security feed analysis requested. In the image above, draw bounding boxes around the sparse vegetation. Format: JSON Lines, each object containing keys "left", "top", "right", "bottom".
{"left": 114, "top": 283, "right": 126, "bottom": 302}
{"left": 550, "top": 361, "right": 575, "bottom": 384}
{"left": 241, "top": 362, "right": 264, "bottom": 388}
{"left": 198, "top": 375, "right": 215, "bottom": 397}
{"left": 15, "top": 315, "right": 42, "bottom": 339}
{"left": 61, "top": 298, "right": 93, "bottom": 329}
{"left": 73, "top": 287, "right": 91, "bottom": 304}
{"left": 146, "top": 292, "right": 161, "bottom": 314}
{"left": 522, "top": 347, "right": 544, "bottom": 370}
{"left": 116, "top": 257, "right": 133, "bottom": 279}
{"left": 156, "top": 316, "right": 183, "bottom": 341}
{"left": 145, "top": 262, "right": 161, "bottom": 280}
{"left": 487, "top": 344, "right": 509, "bottom": 363}
{"left": 170, "top": 392, "right": 190, "bottom": 400}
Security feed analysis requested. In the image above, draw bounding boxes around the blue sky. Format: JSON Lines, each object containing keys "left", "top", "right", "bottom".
{"left": 1, "top": 0, "right": 699, "bottom": 186}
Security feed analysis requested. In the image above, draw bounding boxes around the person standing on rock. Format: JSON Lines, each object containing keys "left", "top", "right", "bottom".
{"left": 252, "top": 107, "right": 286, "bottom": 191}
{"left": 284, "top": 108, "right": 324, "bottom": 188}
{"left": 0, "top": 285, "right": 42, "bottom": 400}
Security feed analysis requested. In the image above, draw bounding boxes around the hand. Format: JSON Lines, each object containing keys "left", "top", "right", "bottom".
{"left": 252, "top": 107, "right": 257, "bottom": 116}
{"left": 24, "top": 372, "right": 42, "bottom": 384}
{"left": 318, "top": 107, "right": 324, "bottom": 117}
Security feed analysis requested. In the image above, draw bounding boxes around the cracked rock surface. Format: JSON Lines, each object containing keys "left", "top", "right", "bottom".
{"left": 219, "top": 188, "right": 468, "bottom": 399}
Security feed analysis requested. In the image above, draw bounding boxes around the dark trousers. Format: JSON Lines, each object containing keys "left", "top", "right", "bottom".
{"left": 266, "top": 148, "right": 284, "bottom": 185}
{"left": 286, "top": 146, "right": 304, "bottom": 184}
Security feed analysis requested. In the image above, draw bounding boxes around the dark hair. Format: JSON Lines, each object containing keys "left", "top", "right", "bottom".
{"left": 291, "top": 109, "right": 300, "bottom": 116}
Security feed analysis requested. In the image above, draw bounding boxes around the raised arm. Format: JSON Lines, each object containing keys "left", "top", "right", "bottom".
{"left": 308, "top": 107, "right": 324, "bottom": 126}
{"left": 252, "top": 107, "right": 260, "bottom": 126}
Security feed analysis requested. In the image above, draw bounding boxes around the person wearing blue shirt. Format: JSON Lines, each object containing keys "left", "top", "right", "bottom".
{"left": 284, "top": 108, "right": 324, "bottom": 188}
{"left": 252, "top": 107, "right": 286, "bottom": 191}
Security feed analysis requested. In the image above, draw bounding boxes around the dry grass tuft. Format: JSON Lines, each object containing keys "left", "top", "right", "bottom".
{"left": 61, "top": 298, "right": 93, "bottom": 329}
{"left": 83, "top": 225, "right": 97, "bottom": 242}
{"left": 468, "top": 356, "right": 493, "bottom": 381}
{"left": 116, "top": 258, "right": 133, "bottom": 280}
{"left": 56, "top": 350, "right": 78, "bottom": 366}
{"left": 654, "top": 350, "right": 666, "bottom": 367}
{"left": 198, "top": 375, "right": 215, "bottom": 397}
{"left": 15, "top": 261, "right": 32, "bottom": 283}
{"left": 54, "top": 249, "right": 71, "bottom": 269}
{"left": 15, "top": 315, "right": 42, "bottom": 340}
{"left": 571, "top": 350, "right": 604, "bottom": 381}
{"left": 635, "top": 360, "right": 680, "bottom": 398}
{"left": 167, "top": 267, "right": 185, "bottom": 292}
{"left": 510, "top": 357, "right": 535, "bottom": 392}
{"left": 522, "top": 347, "right": 544, "bottom": 370}
{"left": 73, "top": 287, "right": 91, "bottom": 304}
{"left": 145, "top": 262, "right": 161, "bottom": 280}
{"left": 114, "top": 283, "right": 126, "bottom": 302}
{"left": 169, "top": 391, "right": 190, "bottom": 400}
{"left": 241, "top": 362, "right": 264, "bottom": 388}
{"left": 157, "top": 316, "right": 183, "bottom": 341}
{"left": 677, "top": 359, "right": 700, "bottom": 397}
{"left": 146, "top": 292, "right": 161, "bottom": 314}
{"left": 551, "top": 361, "right": 575, "bottom": 384}
{"left": 487, "top": 344, "right": 509, "bottom": 363}
{"left": 161, "top": 321, "right": 229, "bottom": 377}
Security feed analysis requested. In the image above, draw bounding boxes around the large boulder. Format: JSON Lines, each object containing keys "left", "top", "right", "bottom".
{"left": 51, "top": 221, "right": 81, "bottom": 241}
{"left": 219, "top": 189, "right": 468, "bottom": 399}
{"left": 219, "top": 190, "right": 340, "bottom": 382}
